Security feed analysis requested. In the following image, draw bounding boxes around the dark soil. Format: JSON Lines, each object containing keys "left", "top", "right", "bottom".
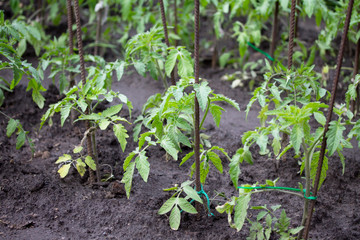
{"left": 1, "top": 14, "right": 360, "bottom": 240}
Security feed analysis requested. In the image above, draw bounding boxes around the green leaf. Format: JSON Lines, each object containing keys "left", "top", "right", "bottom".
{"left": 177, "top": 48, "right": 193, "bottom": 77}
{"left": 194, "top": 82, "right": 211, "bottom": 111}
{"left": 229, "top": 153, "right": 241, "bottom": 188}
{"left": 169, "top": 205, "right": 181, "bottom": 230}
{"left": 178, "top": 198, "right": 197, "bottom": 214}
{"left": 165, "top": 48, "right": 178, "bottom": 77}
{"left": 234, "top": 194, "right": 251, "bottom": 231}
{"left": 134, "top": 61, "right": 146, "bottom": 77}
{"left": 16, "top": 130, "right": 26, "bottom": 150}
{"left": 304, "top": 0, "right": 315, "bottom": 17}
{"left": 102, "top": 104, "right": 123, "bottom": 118}
{"left": 290, "top": 124, "right": 304, "bottom": 155}
{"left": 116, "top": 61, "right": 125, "bottom": 81}
{"left": 32, "top": 89, "right": 45, "bottom": 109}
{"left": 121, "top": 161, "right": 135, "bottom": 199}
{"left": 209, "top": 104, "right": 224, "bottom": 127}
{"left": 326, "top": 121, "right": 346, "bottom": 156}
{"left": 180, "top": 151, "right": 194, "bottom": 166}
{"left": 158, "top": 197, "right": 177, "bottom": 215}
{"left": 256, "top": 133, "right": 268, "bottom": 155}
{"left": 60, "top": 103, "right": 72, "bottom": 126}
{"left": 314, "top": 112, "right": 326, "bottom": 125}
{"left": 279, "top": 0, "right": 289, "bottom": 9}
{"left": 219, "top": 52, "right": 232, "bottom": 69}
{"left": 160, "top": 137, "right": 179, "bottom": 160}
{"left": 135, "top": 152, "right": 150, "bottom": 182}
{"left": 124, "top": 152, "right": 136, "bottom": 171}
{"left": 6, "top": 118, "right": 19, "bottom": 137}
{"left": 85, "top": 156, "right": 97, "bottom": 170}
{"left": 207, "top": 151, "right": 223, "bottom": 173}
{"left": 183, "top": 185, "right": 203, "bottom": 203}
{"left": 56, "top": 154, "right": 72, "bottom": 164}
{"left": 73, "top": 146, "right": 83, "bottom": 154}
{"left": 58, "top": 163, "right": 71, "bottom": 178}
{"left": 257, "top": 211, "right": 268, "bottom": 221}
{"left": 113, "top": 124, "right": 129, "bottom": 152}
{"left": 310, "top": 151, "right": 328, "bottom": 190}
{"left": 99, "top": 119, "right": 111, "bottom": 130}
{"left": 76, "top": 158, "right": 86, "bottom": 176}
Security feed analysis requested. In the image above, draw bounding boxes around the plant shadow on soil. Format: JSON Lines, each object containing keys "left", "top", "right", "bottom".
{"left": 1, "top": 18, "right": 360, "bottom": 240}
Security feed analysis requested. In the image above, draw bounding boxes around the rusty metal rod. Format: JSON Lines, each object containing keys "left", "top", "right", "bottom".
{"left": 302, "top": 0, "right": 354, "bottom": 238}
{"left": 270, "top": 0, "right": 279, "bottom": 59}
{"left": 194, "top": 0, "right": 201, "bottom": 209}
{"left": 159, "top": 0, "right": 176, "bottom": 86}
{"left": 73, "top": 0, "right": 100, "bottom": 183}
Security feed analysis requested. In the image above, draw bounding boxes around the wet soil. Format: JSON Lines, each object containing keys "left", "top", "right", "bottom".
{"left": 1, "top": 13, "right": 360, "bottom": 240}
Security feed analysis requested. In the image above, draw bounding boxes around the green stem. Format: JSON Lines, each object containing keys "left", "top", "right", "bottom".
{"left": 298, "top": 140, "right": 311, "bottom": 239}
{"left": 199, "top": 97, "right": 210, "bottom": 130}
{"left": 247, "top": 189, "right": 303, "bottom": 198}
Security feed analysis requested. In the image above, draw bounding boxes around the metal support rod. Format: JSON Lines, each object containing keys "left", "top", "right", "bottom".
{"left": 287, "top": 0, "right": 297, "bottom": 70}
{"left": 351, "top": 24, "right": 360, "bottom": 113}
{"left": 270, "top": 0, "right": 279, "bottom": 59}
{"left": 194, "top": 0, "right": 201, "bottom": 204}
{"left": 73, "top": 0, "right": 100, "bottom": 183}
{"left": 159, "top": 0, "right": 176, "bottom": 86}
{"left": 302, "top": 0, "right": 354, "bottom": 238}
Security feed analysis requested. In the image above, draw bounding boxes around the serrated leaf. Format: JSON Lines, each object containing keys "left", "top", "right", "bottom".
{"left": 32, "top": 89, "right": 45, "bottom": 109}
{"left": 160, "top": 137, "right": 179, "bottom": 160}
{"left": 99, "top": 119, "right": 111, "bottom": 130}
{"left": 158, "top": 197, "right": 177, "bottom": 215}
{"left": 121, "top": 161, "right": 135, "bottom": 199}
{"left": 257, "top": 211, "right": 268, "bottom": 221}
{"left": 16, "top": 130, "right": 26, "bottom": 150}
{"left": 183, "top": 185, "right": 203, "bottom": 203}
{"left": 178, "top": 198, "right": 197, "bottom": 214}
{"left": 76, "top": 158, "right": 86, "bottom": 176}
{"left": 207, "top": 151, "right": 223, "bottom": 173}
{"left": 194, "top": 82, "right": 211, "bottom": 111}
{"left": 116, "top": 61, "right": 125, "bottom": 81}
{"left": 73, "top": 146, "right": 83, "bottom": 153}
{"left": 326, "top": 121, "right": 346, "bottom": 156}
{"left": 85, "top": 156, "right": 96, "bottom": 170}
{"left": 102, "top": 104, "right": 123, "bottom": 118}
{"left": 304, "top": 0, "right": 315, "bottom": 17}
{"left": 290, "top": 124, "right": 304, "bottom": 155}
{"left": 6, "top": 118, "right": 19, "bottom": 137}
{"left": 113, "top": 124, "right": 129, "bottom": 152}
{"left": 165, "top": 48, "right": 178, "bottom": 77}
{"left": 234, "top": 194, "right": 251, "bottom": 231}
{"left": 60, "top": 103, "right": 72, "bottom": 126}
{"left": 314, "top": 112, "right": 326, "bottom": 125}
{"left": 229, "top": 153, "right": 241, "bottom": 188}
{"left": 134, "top": 61, "right": 146, "bottom": 77}
{"left": 123, "top": 152, "right": 136, "bottom": 171}
{"left": 135, "top": 152, "right": 150, "bottom": 182}
{"left": 177, "top": 48, "right": 193, "bottom": 78}
{"left": 56, "top": 154, "right": 72, "bottom": 164}
{"left": 209, "top": 104, "right": 224, "bottom": 127}
{"left": 58, "top": 163, "right": 71, "bottom": 178}
{"left": 169, "top": 205, "right": 181, "bottom": 230}
{"left": 180, "top": 151, "right": 194, "bottom": 166}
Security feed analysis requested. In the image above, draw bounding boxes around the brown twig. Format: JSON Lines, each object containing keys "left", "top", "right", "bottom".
{"left": 302, "top": 0, "right": 355, "bottom": 239}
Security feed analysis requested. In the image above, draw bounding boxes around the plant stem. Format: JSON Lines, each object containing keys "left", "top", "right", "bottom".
{"left": 249, "top": 189, "right": 303, "bottom": 198}
{"left": 91, "top": 129, "right": 101, "bottom": 182}
{"left": 298, "top": 140, "right": 310, "bottom": 239}
{"left": 199, "top": 97, "right": 210, "bottom": 130}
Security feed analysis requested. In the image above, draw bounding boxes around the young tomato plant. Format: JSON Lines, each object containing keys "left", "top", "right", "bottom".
{"left": 1, "top": 10, "right": 45, "bottom": 152}
{"left": 218, "top": 62, "right": 360, "bottom": 234}
{"left": 41, "top": 56, "right": 132, "bottom": 180}
{"left": 158, "top": 180, "right": 203, "bottom": 230}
